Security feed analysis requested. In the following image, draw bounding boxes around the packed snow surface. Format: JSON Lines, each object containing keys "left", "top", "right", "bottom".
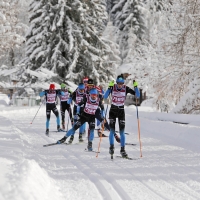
{"left": 0, "top": 103, "right": 200, "bottom": 200}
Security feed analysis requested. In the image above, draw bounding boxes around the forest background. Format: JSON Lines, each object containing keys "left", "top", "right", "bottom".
{"left": 0, "top": 0, "right": 200, "bottom": 114}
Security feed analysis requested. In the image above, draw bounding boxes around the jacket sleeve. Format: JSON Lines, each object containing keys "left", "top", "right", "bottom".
{"left": 126, "top": 86, "right": 135, "bottom": 95}
{"left": 104, "top": 87, "right": 112, "bottom": 99}
{"left": 39, "top": 91, "right": 45, "bottom": 97}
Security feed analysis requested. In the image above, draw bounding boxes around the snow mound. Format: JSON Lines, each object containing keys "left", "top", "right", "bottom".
{"left": 0, "top": 93, "right": 10, "bottom": 107}
{"left": 6, "top": 159, "right": 64, "bottom": 200}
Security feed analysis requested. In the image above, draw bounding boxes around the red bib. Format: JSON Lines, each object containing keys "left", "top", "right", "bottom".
{"left": 84, "top": 95, "right": 99, "bottom": 115}
{"left": 111, "top": 84, "right": 126, "bottom": 106}
{"left": 47, "top": 90, "right": 56, "bottom": 103}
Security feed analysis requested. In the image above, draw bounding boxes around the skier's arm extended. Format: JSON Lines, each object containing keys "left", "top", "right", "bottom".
{"left": 67, "top": 90, "right": 76, "bottom": 104}
{"left": 104, "top": 80, "right": 114, "bottom": 99}
{"left": 126, "top": 86, "right": 135, "bottom": 96}
{"left": 39, "top": 90, "right": 46, "bottom": 97}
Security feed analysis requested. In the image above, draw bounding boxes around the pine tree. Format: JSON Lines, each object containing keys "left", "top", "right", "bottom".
{"left": 147, "top": 0, "right": 200, "bottom": 113}
{"left": 111, "top": 0, "right": 146, "bottom": 61}
{"left": 0, "top": 0, "right": 25, "bottom": 61}
{"left": 24, "top": 0, "right": 114, "bottom": 85}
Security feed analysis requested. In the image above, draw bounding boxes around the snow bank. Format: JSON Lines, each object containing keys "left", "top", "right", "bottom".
{"left": 0, "top": 93, "right": 10, "bottom": 107}
{"left": 4, "top": 159, "right": 64, "bottom": 200}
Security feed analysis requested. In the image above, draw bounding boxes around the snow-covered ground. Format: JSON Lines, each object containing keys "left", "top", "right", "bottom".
{"left": 1, "top": 100, "right": 200, "bottom": 200}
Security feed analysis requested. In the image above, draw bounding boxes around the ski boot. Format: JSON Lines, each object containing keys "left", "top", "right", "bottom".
{"left": 109, "top": 145, "right": 115, "bottom": 155}
{"left": 114, "top": 133, "right": 120, "bottom": 143}
{"left": 45, "top": 128, "right": 49, "bottom": 136}
{"left": 87, "top": 141, "right": 93, "bottom": 151}
{"left": 57, "top": 136, "right": 67, "bottom": 144}
{"left": 68, "top": 135, "right": 74, "bottom": 144}
{"left": 79, "top": 134, "right": 84, "bottom": 142}
{"left": 62, "top": 121, "right": 65, "bottom": 130}
{"left": 57, "top": 125, "right": 62, "bottom": 132}
{"left": 120, "top": 147, "right": 128, "bottom": 158}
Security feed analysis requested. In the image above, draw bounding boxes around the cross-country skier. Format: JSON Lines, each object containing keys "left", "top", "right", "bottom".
{"left": 39, "top": 83, "right": 64, "bottom": 136}
{"left": 67, "top": 83, "right": 86, "bottom": 143}
{"left": 104, "top": 76, "right": 139, "bottom": 157}
{"left": 85, "top": 78, "right": 108, "bottom": 138}
{"left": 57, "top": 88, "right": 105, "bottom": 151}
{"left": 58, "top": 83, "right": 73, "bottom": 129}
{"left": 86, "top": 78, "right": 120, "bottom": 142}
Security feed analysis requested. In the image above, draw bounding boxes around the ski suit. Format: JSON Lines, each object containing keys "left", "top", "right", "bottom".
{"left": 58, "top": 89, "right": 73, "bottom": 127}
{"left": 104, "top": 84, "right": 136, "bottom": 147}
{"left": 68, "top": 88, "right": 86, "bottom": 134}
{"left": 65, "top": 94, "right": 105, "bottom": 142}
{"left": 39, "top": 89, "right": 64, "bottom": 129}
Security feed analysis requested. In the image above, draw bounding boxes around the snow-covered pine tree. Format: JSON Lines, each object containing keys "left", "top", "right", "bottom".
{"left": 0, "top": 0, "right": 25, "bottom": 64}
{"left": 111, "top": 0, "right": 146, "bottom": 61}
{"left": 151, "top": 0, "right": 200, "bottom": 113}
{"left": 24, "top": 0, "right": 114, "bottom": 85}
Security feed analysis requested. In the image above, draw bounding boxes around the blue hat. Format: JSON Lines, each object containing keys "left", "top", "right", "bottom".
{"left": 78, "top": 83, "right": 85, "bottom": 90}
{"left": 116, "top": 77, "right": 124, "bottom": 83}
{"left": 90, "top": 88, "right": 98, "bottom": 95}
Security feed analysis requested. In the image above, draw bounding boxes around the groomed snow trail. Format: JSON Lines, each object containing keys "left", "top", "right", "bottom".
{"left": 1, "top": 106, "right": 200, "bottom": 200}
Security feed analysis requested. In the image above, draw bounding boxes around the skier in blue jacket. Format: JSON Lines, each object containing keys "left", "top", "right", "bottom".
{"left": 39, "top": 83, "right": 64, "bottom": 136}
{"left": 57, "top": 88, "right": 105, "bottom": 151}
{"left": 104, "top": 76, "right": 140, "bottom": 158}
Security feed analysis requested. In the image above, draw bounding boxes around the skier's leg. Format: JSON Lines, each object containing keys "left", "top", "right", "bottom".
{"left": 108, "top": 108, "right": 116, "bottom": 154}
{"left": 87, "top": 118, "right": 95, "bottom": 150}
{"left": 45, "top": 106, "right": 51, "bottom": 135}
{"left": 118, "top": 109, "right": 127, "bottom": 157}
{"left": 52, "top": 105, "right": 61, "bottom": 130}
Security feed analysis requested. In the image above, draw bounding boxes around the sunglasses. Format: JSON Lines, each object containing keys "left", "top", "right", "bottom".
{"left": 83, "top": 81, "right": 88, "bottom": 83}
{"left": 87, "top": 84, "right": 94, "bottom": 87}
{"left": 117, "top": 82, "right": 123, "bottom": 85}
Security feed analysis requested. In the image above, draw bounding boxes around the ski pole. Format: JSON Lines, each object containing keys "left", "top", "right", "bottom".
{"left": 30, "top": 99, "right": 44, "bottom": 124}
{"left": 135, "top": 98, "right": 142, "bottom": 157}
{"left": 96, "top": 104, "right": 109, "bottom": 158}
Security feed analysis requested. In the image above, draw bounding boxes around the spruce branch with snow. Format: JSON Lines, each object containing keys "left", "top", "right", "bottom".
{"left": 23, "top": 0, "right": 115, "bottom": 85}
{"left": 0, "top": 0, "right": 26, "bottom": 61}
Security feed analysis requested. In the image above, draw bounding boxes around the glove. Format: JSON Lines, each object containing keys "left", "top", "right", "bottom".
{"left": 39, "top": 91, "right": 45, "bottom": 97}
{"left": 133, "top": 81, "right": 138, "bottom": 87}
{"left": 67, "top": 98, "right": 72, "bottom": 104}
{"left": 68, "top": 88, "right": 72, "bottom": 93}
{"left": 74, "top": 114, "right": 80, "bottom": 121}
{"left": 108, "top": 80, "right": 115, "bottom": 87}
{"left": 101, "top": 110, "right": 105, "bottom": 119}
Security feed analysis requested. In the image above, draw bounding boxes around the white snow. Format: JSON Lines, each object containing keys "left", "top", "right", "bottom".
{"left": 0, "top": 96, "right": 200, "bottom": 200}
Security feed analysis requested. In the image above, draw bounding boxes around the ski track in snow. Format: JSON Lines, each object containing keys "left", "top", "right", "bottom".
{"left": 1, "top": 106, "right": 200, "bottom": 199}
